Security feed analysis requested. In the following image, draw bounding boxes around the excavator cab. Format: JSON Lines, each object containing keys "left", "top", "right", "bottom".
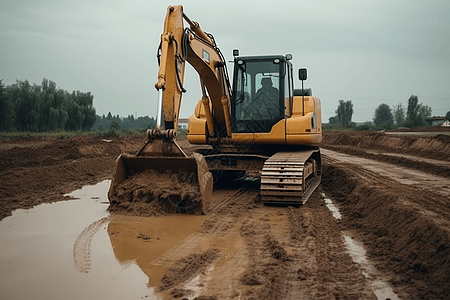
{"left": 232, "top": 54, "right": 291, "bottom": 133}
{"left": 229, "top": 52, "right": 322, "bottom": 205}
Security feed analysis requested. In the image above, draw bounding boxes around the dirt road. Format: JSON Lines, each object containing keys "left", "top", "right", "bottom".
{"left": 1, "top": 130, "right": 449, "bottom": 299}
{"left": 319, "top": 131, "right": 450, "bottom": 300}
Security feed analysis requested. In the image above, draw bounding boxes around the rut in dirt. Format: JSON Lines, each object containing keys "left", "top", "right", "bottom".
{"left": 322, "top": 160, "right": 450, "bottom": 300}
{"left": 152, "top": 176, "right": 379, "bottom": 300}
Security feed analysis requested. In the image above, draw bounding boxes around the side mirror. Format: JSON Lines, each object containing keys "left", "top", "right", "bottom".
{"left": 233, "top": 49, "right": 239, "bottom": 57}
{"left": 298, "top": 68, "right": 308, "bottom": 116}
{"left": 299, "top": 68, "right": 307, "bottom": 81}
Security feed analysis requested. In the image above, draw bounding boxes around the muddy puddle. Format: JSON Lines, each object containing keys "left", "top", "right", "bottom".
{"left": 0, "top": 180, "right": 205, "bottom": 300}
{"left": 322, "top": 193, "right": 400, "bottom": 300}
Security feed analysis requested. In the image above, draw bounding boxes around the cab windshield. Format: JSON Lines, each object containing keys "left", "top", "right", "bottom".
{"left": 232, "top": 59, "right": 283, "bottom": 133}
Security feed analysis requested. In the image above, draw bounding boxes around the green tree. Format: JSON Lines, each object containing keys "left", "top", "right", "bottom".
{"left": 335, "top": 100, "right": 353, "bottom": 128}
{"left": 446, "top": 111, "right": 450, "bottom": 120}
{"left": 8, "top": 80, "right": 36, "bottom": 131}
{"left": 373, "top": 103, "right": 394, "bottom": 129}
{"left": 405, "top": 95, "right": 431, "bottom": 128}
{"left": 110, "top": 121, "right": 120, "bottom": 133}
{"left": 328, "top": 115, "right": 339, "bottom": 124}
{"left": 48, "top": 107, "right": 59, "bottom": 130}
{"left": 392, "top": 103, "right": 406, "bottom": 127}
{"left": 419, "top": 105, "right": 432, "bottom": 121}
{"left": 63, "top": 90, "right": 96, "bottom": 131}
{"left": 40, "top": 79, "right": 69, "bottom": 131}
{"left": 406, "top": 95, "right": 419, "bottom": 127}
{"left": 0, "top": 80, "right": 15, "bottom": 131}
{"left": 4, "top": 78, "right": 95, "bottom": 132}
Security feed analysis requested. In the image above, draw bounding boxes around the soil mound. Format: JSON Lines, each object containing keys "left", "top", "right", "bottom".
{"left": 108, "top": 169, "right": 205, "bottom": 216}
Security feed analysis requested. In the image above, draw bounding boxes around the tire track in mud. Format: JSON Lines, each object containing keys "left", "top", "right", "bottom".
{"left": 235, "top": 195, "right": 376, "bottom": 300}
{"left": 154, "top": 177, "right": 379, "bottom": 299}
{"left": 289, "top": 201, "right": 375, "bottom": 299}
{"left": 152, "top": 181, "right": 258, "bottom": 266}
{"left": 157, "top": 248, "right": 220, "bottom": 292}
{"left": 73, "top": 217, "right": 111, "bottom": 273}
{"left": 152, "top": 181, "right": 260, "bottom": 299}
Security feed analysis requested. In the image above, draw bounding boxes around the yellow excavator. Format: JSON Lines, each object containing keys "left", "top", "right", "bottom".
{"left": 108, "top": 5, "right": 322, "bottom": 212}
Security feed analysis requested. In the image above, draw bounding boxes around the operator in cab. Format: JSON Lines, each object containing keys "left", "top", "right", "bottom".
{"left": 257, "top": 77, "right": 279, "bottom": 98}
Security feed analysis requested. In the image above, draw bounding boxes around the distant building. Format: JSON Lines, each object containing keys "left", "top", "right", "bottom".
{"left": 178, "top": 118, "right": 189, "bottom": 130}
{"left": 425, "top": 116, "right": 450, "bottom": 127}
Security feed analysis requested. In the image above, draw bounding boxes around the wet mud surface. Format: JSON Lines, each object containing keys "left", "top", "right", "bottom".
{"left": 1, "top": 130, "right": 450, "bottom": 299}
{"left": 0, "top": 134, "right": 144, "bottom": 221}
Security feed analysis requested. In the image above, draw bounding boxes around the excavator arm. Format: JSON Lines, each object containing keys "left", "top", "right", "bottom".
{"left": 154, "top": 5, "right": 232, "bottom": 139}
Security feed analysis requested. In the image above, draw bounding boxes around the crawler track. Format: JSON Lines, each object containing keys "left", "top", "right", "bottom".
{"left": 261, "top": 150, "right": 321, "bottom": 205}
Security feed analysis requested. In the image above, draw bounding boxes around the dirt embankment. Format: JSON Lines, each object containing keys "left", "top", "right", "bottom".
{"left": 322, "top": 131, "right": 450, "bottom": 177}
{"left": 0, "top": 134, "right": 145, "bottom": 221}
{"left": 323, "top": 130, "right": 450, "bottom": 160}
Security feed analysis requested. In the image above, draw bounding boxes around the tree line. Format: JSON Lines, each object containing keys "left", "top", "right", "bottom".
{"left": 93, "top": 113, "right": 156, "bottom": 131}
{"left": 0, "top": 79, "right": 158, "bottom": 133}
{"left": 328, "top": 95, "right": 441, "bottom": 130}
{"left": 0, "top": 79, "right": 96, "bottom": 132}
{"left": 373, "top": 95, "right": 432, "bottom": 129}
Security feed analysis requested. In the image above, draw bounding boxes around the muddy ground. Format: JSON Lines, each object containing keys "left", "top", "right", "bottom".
{"left": 1, "top": 129, "right": 450, "bottom": 299}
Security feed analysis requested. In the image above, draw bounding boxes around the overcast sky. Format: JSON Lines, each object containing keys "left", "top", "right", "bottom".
{"left": 1, "top": 0, "right": 449, "bottom": 122}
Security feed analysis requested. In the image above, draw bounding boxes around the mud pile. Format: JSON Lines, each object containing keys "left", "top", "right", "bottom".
{"left": 108, "top": 169, "right": 205, "bottom": 216}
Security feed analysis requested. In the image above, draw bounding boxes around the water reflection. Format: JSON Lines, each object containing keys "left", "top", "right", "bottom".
{"left": 322, "top": 192, "right": 399, "bottom": 300}
{"left": 322, "top": 193, "right": 342, "bottom": 219}
{"left": 0, "top": 181, "right": 151, "bottom": 300}
{"left": 0, "top": 179, "right": 206, "bottom": 300}
{"left": 107, "top": 214, "right": 205, "bottom": 287}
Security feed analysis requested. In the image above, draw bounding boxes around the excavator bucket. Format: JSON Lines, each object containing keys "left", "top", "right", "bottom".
{"left": 108, "top": 139, "right": 213, "bottom": 215}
